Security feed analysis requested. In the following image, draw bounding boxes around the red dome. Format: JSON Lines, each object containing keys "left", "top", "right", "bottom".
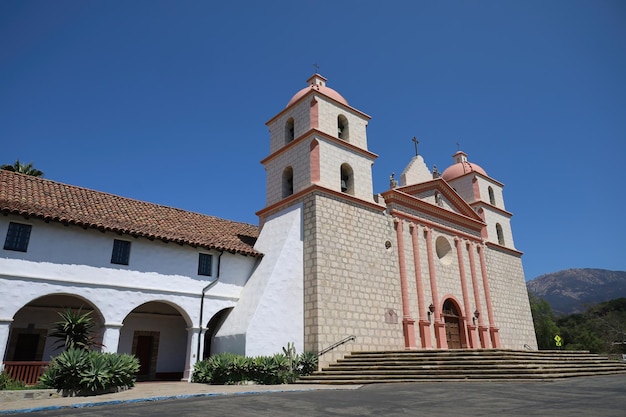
{"left": 286, "top": 74, "right": 349, "bottom": 107}
{"left": 441, "top": 151, "right": 487, "bottom": 181}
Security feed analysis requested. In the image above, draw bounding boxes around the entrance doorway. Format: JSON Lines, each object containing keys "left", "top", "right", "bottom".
{"left": 132, "top": 331, "right": 159, "bottom": 381}
{"left": 442, "top": 300, "right": 462, "bottom": 349}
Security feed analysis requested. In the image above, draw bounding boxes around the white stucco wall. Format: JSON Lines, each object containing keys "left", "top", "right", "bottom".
{"left": 213, "top": 203, "right": 304, "bottom": 357}
{"left": 0, "top": 215, "right": 257, "bottom": 375}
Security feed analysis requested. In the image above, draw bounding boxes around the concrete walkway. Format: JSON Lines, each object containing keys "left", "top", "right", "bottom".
{"left": 0, "top": 382, "right": 360, "bottom": 414}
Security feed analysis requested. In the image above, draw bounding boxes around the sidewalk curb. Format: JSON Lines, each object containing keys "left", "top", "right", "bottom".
{"left": 0, "top": 388, "right": 323, "bottom": 415}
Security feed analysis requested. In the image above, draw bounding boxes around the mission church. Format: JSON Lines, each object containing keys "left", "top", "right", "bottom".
{"left": 0, "top": 74, "right": 537, "bottom": 381}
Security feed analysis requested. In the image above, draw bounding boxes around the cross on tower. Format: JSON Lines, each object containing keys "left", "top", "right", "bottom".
{"left": 313, "top": 63, "right": 320, "bottom": 73}
{"left": 456, "top": 142, "right": 461, "bottom": 151}
{"left": 412, "top": 136, "right": 419, "bottom": 156}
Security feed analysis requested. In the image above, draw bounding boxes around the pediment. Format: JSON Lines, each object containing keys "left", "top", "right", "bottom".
{"left": 382, "top": 178, "right": 483, "bottom": 225}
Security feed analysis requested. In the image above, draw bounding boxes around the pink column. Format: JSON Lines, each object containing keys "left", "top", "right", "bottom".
{"left": 424, "top": 228, "right": 447, "bottom": 348}
{"left": 309, "top": 97, "right": 319, "bottom": 129}
{"left": 477, "top": 245, "right": 500, "bottom": 348}
{"left": 468, "top": 242, "right": 488, "bottom": 348}
{"left": 394, "top": 218, "right": 416, "bottom": 349}
{"left": 410, "top": 223, "right": 431, "bottom": 348}
{"left": 454, "top": 237, "right": 472, "bottom": 348}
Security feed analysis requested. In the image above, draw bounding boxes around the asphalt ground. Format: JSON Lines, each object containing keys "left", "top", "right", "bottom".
{"left": 1, "top": 375, "right": 625, "bottom": 416}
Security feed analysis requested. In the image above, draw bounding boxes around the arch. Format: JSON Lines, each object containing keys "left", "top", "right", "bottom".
{"left": 337, "top": 114, "right": 349, "bottom": 141}
{"left": 496, "top": 223, "right": 505, "bottom": 245}
{"left": 203, "top": 307, "right": 232, "bottom": 359}
{"left": 340, "top": 163, "right": 354, "bottom": 195}
{"left": 488, "top": 186, "right": 496, "bottom": 205}
{"left": 282, "top": 166, "right": 294, "bottom": 198}
{"left": 310, "top": 140, "right": 320, "bottom": 183}
{"left": 120, "top": 301, "right": 189, "bottom": 381}
{"left": 442, "top": 298, "right": 466, "bottom": 349}
{"left": 285, "top": 117, "right": 295, "bottom": 143}
{"left": 6, "top": 294, "right": 105, "bottom": 362}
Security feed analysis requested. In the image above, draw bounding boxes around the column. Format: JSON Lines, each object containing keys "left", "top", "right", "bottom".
{"left": 183, "top": 326, "right": 201, "bottom": 381}
{"left": 454, "top": 237, "right": 472, "bottom": 348}
{"left": 0, "top": 319, "right": 13, "bottom": 364}
{"left": 410, "top": 223, "right": 431, "bottom": 348}
{"left": 478, "top": 245, "right": 500, "bottom": 348}
{"left": 468, "top": 242, "right": 489, "bottom": 347}
{"left": 101, "top": 323, "right": 123, "bottom": 353}
{"left": 424, "top": 228, "right": 447, "bottom": 348}
{"left": 394, "top": 218, "right": 416, "bottom": 349}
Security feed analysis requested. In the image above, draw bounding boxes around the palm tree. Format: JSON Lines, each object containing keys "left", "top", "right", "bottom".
{"left": 1, "top": 159, "right": 44, "bottom": 177}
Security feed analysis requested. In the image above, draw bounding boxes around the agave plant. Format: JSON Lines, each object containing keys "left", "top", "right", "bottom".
{"left": 49, "top": 308, "right": 102, "bottom": 351}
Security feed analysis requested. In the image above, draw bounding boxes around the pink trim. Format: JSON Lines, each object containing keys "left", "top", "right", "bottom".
{"left": 467, "top": 242, "right": 487, "bottom": 348}
{"left": 309, "top": 98, "right": 319, "bottom": 129}
{"left": 310, "top": 140, "right": 320, "bottom": 183}
{"left": 388, "top": 209, "right": 483, "bottom": 243}
{"left": 472, "top": 175, "right": 482, "bottom": 201}
{"left": 261, "top": 128, "right": 378, "bottom": 166}
{"left": 454, "top": 238, "right": 472, "bottom": 348}
{"left": 477, "top": 245, "right": 500, "bottom": 348}
{"left": 410, "top": 223, "right": 431, "bottom": 348}
{"left": 440, "top": 294, "right": 469, "bottom": 348}
{"left": 394, "top": 218, "right": 416, "bottom": 349}
{"left": 424, "top": 228, "right": 447, "bottom": 348}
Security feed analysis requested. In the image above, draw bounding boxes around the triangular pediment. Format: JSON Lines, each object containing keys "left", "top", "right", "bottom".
{"left": 397, "top": 178, "right": 482, "bottom": 220}
{"left": 381, "top": 179, "right": 484, "bottom": 231}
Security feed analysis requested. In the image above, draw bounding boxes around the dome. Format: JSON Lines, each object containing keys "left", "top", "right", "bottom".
{"left": 441, "top": 151, "right": 487, "bottom": 182}
{"left": 286, "top": 74, "right": 349, "bottom": 107}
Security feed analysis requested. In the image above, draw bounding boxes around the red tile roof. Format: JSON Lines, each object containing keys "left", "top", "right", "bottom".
{"left": 0, "top": 170, "right": 260, "bottom": 257}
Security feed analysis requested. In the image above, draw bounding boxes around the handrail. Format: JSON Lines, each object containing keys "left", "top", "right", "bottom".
{"left": 318, "top": 335, "right": 356, "bottom": 356}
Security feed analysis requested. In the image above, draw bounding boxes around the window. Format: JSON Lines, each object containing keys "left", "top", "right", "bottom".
{"left": 111, "top": 239, "right": 131, "bottom": 265}
{"left": 337, "top": 115, "right": 349, "bottom": 140}
{"left": 488, "top": 186, "right": 496, "bottom": 205}
{"left": 198, "top": 253, "right": 213, "bottom": 276}
{"left": 340, "top": 163, "right": 354, "bottom": 195}
{"left": 496, "top": 224, "right": 505, "bottom": 245}
{"left": 282, "top": 166, "right": 294, "bottom": 198}
{"left": 3, "top": 222, "right": 32, "bottom": 252}
{"left": 285, "top": 118, "right": 295, "bottom": 143}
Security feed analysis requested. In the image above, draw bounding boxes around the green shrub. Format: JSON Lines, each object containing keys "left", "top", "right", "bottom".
{"left": 192, "top": 345, "right": 319, "bottom": 385}
{"left": 0, "top": 371, "right": 26, "bottom": 390}
{"left": 39, "top": 348, "right": 139, "bottom": 395}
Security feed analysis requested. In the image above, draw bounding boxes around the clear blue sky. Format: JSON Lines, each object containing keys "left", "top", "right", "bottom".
{"left": 1, "top": 1, "right": 624, "bottom": 281}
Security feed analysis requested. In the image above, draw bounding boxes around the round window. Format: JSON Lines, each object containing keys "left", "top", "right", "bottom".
{"left": 435, "top": 236, "right": 453, "bottom": 265}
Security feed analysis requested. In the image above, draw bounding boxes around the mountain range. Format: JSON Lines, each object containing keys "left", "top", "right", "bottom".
{"left": 526, "top": 268, "right": 626, "bottom": 316}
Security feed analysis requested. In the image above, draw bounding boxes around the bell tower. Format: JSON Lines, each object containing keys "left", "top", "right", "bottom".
{"left": 261, "top": 74, "right": 377, "bottom": 214}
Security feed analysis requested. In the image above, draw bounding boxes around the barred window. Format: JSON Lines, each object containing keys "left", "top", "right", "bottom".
{"left": 111, "top": 239, "right": 131, "bottom": 265}
{"left": 3, "top": 222, "right": 32, "bottom": 252}
{"left": 198, "top": 253, "right": 213, "bottom": 276}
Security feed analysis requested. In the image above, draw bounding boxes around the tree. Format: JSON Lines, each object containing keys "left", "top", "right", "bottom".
{"left": 49, "top": 308, "right": 103, "bottom": 351}
{"left": 529, "top": 293, "right": 561, "bottom": 349}
{"left": 1, "top": 159, "right": 44, "bottom": 177}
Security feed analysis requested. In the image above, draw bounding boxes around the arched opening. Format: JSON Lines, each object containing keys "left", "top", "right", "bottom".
{"left": 496, "top": 223, "right": 505, "bottom": 245}
{"left": 203, "top": 308, "right": 232, "bottom": 359}
{"left": 337, "top": 115, "right": 349, "bottom": 141}
{"left": 6, "top": 294, "right": 104, "bottom": 363}
{"left": 282, "top": 166, "right": 294, "bottom": 198}
{"left": 120, "top": 301, "right": 189, "bottom": 381}
{"left": 442, "top": 299, "right": 463, "bottom": 349}
{"left": 488, "top": 186, "right": 496, "bottom": 205}
{"left": 340, "top": 163, "right": 354, "bottom": 195}
{"left": 285, "top": 117, "right": 295, "bottom": 143}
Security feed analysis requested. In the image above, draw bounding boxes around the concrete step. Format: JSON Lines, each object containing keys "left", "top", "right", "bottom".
{"left": 297, "top": 349, "right": 626, "bottom": 384}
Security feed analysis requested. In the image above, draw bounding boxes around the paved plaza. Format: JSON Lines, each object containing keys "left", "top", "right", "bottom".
{"left": 1, "top": 375, "right": 625, "bottom": 416}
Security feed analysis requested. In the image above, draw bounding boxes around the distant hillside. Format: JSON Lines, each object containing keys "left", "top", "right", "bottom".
{"left": 526, "top": 268, "right": 626, "bottom": 315}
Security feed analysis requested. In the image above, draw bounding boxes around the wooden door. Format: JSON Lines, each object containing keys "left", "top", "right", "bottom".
{"left": 135, "top": 335, "right": 154, "bottom": 376}
{"left": 444, "top": 316, "right": 462, "bottom": 349}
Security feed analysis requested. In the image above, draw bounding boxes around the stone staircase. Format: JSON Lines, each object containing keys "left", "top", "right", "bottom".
{"left": 298, "top": 349, "right": 626, "bottom": 384}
